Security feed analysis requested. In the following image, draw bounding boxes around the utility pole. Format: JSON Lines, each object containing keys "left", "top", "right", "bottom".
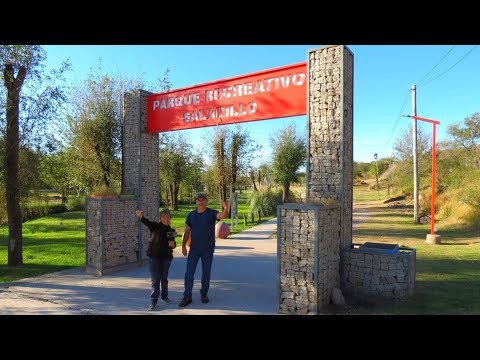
{"left": 412, "top": 85, "right": 419, "bottom": 224}
{"left": 387, "top": 163, "right": 391, "bottom": 196}
{"left": 374, "top": 153, "right": 380, "bottom": 198}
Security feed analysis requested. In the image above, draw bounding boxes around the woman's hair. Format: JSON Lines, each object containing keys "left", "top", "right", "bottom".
{"left": 159, "top": 208, "right": 171, "bottom": 217}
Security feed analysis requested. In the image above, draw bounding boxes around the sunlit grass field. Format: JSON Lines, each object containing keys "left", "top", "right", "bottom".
{"left": 0, "top": 190, "right": 273, "bottom": 283}
{"left": 0, "top": 211, "right": 86, "bottom": 283}
{"left": 3, "top": 182, "right": 479, "bottom": 314}
{"left": 335, "top": 182, "right": 480, "bottom": 315}
{"left": 169, "top": 191, "right": 275, "bottom": 240}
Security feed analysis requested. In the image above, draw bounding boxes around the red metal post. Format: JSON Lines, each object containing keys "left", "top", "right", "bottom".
{"left": 408, "top": 115, "right": 440, "bottom": 235}
{"left": 431, "top": 124, "right": 437, "bottom": 235}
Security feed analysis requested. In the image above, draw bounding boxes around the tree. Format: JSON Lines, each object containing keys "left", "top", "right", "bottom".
{"left": 18, "top": 146, "right": 42, "bottom": 198}
{"left": 353, "top": 161, "right": 371, "bottom": 179}
{"left": 0, "top": 139, "right": 43, "bottom": 200}
{"left": 39, "top": 141, "right": 71, "bottom": 203}
{"left": 182, "top": 152, "right": 204, "bottom": 202}
{"left": 249, "top": 169, "right": 258, "bottom": 191}
{"left": 66, "top": 64, "right": 143, "bottom": 193}
{"left": 270, "top": 124, "right": 306, "bottom": 202}
{"left": 248, "top": 162, "right": 273, "bottom": 191}
{"left": 391, "top": 127, "right": 432, "bottom": 196}
{"left": 159, "top": 133, "right": 195, "bottom": 210}
{"left": 235, "top": 174, "right": 250, "bottom": 192}
{"left": 212, "top": 126, "right": 229, "bottom": 201}
{"left": 447, "top": 112, "right": 480, "bottom": 169}
{"left": 393, "top": 126, "right": 430, "bottom": 161}
{"left": 0, "top": 45, "right": 69, "bottom": 266}
{"left": 228, "top": 125, "right": 260, "bottom": 194}
{"left": 258, "top": 162, "right": 273, "bottom": 189}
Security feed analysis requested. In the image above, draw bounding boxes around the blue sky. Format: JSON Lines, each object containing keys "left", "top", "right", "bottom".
{"left": 43, "top": 45, "right": 480, "bottom": 164}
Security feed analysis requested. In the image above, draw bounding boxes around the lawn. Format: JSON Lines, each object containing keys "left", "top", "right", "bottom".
{"left": 4, "top": 183, "right": 478, "bottom": 314}
{"left": 0, "top": 190, "right": 274, "bottom": 284}
{"left": 0, "top": 211, "right": 86, "bottom": 283}
{"left": 328, "top": 182, "right": 480, "bottom": 315}
{"left": 169, "top": 191, "right": 275, "bottom": 242}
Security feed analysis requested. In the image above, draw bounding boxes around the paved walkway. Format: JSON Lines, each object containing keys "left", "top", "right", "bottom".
{"left": 0, "top": 219, "right": 278, "bottom": 315}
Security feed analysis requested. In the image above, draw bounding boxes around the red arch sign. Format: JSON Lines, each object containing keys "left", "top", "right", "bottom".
{"left": 147, "top": 62, "right": 307, "bottom": 133}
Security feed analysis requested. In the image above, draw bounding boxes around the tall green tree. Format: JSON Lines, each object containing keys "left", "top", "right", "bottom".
{"left": 0, "top": 45, "right": 69, "bottom": 266}
{"left": 159, "top": 133, "right": 195, "bottom": 210}
{"left": 393, "top": 126, "right": 430, "bottom": 161}
{"left": 0, "top": 140, "right": 43, "bottom": 200}
{"left": 270, "top": 124, "right": 306, "bottom": 202}
{"left": 391, "top": 127, "right": 432, "bottom": 196}
{"left": 182, "top": 152, "right": 204, "bottom": 201}
{"left": 66, "top": 65, "right": 143, "bottom": 192}
{"left": 447, "top": 112, "right": 480, "bottom": 169}
{"left": 229, "top": 125, "right": 260, "bottom": 194}
{"left": 212, "top": 126, "right": 229, "bottom": 201}
{"left": 249, "top": 168, "right": 258, "bottom": 191}
{"left": 258, "top": 162, "right": 273, "bottom": 190}
{"left": 39, "top": 141, "right": 71, "bottom": 203}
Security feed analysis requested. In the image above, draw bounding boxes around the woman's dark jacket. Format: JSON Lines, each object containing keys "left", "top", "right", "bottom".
{"left": 139, "top": 216, "right": 176, "bottom": 260}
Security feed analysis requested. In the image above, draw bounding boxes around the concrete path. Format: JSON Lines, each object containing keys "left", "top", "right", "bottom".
{"left": 0, "top": 219, "right": 278, "bottom": 315}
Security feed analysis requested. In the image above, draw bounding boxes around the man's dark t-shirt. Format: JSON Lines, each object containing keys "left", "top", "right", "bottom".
{"left": 186, "top": 208, "right": 219, "bottom": 252}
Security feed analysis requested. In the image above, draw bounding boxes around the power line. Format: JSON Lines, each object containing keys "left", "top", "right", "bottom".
{"left": 418, "top": 45, "right": 479, "bottom": 88}
{"left": 381, "top": 87, "right": 411, "bottom": 156}
{"left": 416, "top": 45, "right": 455, "bottom": 86}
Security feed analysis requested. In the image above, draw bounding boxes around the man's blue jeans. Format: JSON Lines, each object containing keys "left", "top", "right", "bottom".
{"left": 183, "top": 247, "right": 214, "bottom": 298}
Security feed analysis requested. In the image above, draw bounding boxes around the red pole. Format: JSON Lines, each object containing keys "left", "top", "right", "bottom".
{"left": 431, "top": 124, "right": 437, "bottom": 235}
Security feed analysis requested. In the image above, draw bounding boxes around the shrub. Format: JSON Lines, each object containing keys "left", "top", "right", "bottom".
{"left": 90, "top": 184, "right": 118, "bottom": 197}
{"left": 249, "top": 189, "right": 282, "bottom": 217}
{"left": 48, "top": 203, "right": 67, "bottom": 214}
{"left": 66, "top": 196, "right": 85, "bottom": 211}
{"left": 21, "top": 203, "right": 48, "bottom": 222}
{"left": 459, "top": 184, "right": 480, "bottom": 226}
{"left": 286, "top": 188, "right": 299, "bottom": 203}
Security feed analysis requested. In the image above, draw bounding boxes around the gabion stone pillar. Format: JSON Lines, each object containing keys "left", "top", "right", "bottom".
{"left": 278, "top": 204, "right": 341, "bottom": 314}
{"left": 85, "top": 198, "right": 138, "bottom": 276}
{"left": 86, "top": 89, "right": 159, "bottom": 275}
{"left": 277, "top": 45, "right": 353, "bottom": 314}
{"left": 122, "top": 89, "right": 159, "bottom": 263}
{"left": 307, "top": 45, "right": 353, "bottom": 251}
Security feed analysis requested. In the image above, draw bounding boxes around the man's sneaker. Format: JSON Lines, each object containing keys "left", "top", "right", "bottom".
{"left": 160, "top": 296, "right": 172, "bottom": 304}
{"left": 178, "top": 296, "right": 192, "bottom": 307}
{"left": 201, "top": 294, "right": 210, "bottom": 303}
{"left": 147, "top": 300, "right": 157, "bottom": 311}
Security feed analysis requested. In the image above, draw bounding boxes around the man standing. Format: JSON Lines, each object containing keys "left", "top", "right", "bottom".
{"left": 178, "top": 192, "right": 228, "bottom": 307}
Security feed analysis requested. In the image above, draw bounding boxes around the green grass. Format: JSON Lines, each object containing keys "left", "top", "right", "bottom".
{"left": 0, "top": 211, "right": 86, "bottom": 283}
{"left": 8, "top": 183, "right": 478, "bottom": 314}
{"left": 169, "top": 191, "right": 274, "bottom": 242}
{"left": 332, "top": 243, "right": 480, "bottom": 315}
{"left": 329, "top": 182, "right": 480, "bottom": 315}
{"left": 353, "top": 183, "right": 390, "bottom": 202}
{"left": 0, "top": 190, "right": 274, "bottom": 283}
